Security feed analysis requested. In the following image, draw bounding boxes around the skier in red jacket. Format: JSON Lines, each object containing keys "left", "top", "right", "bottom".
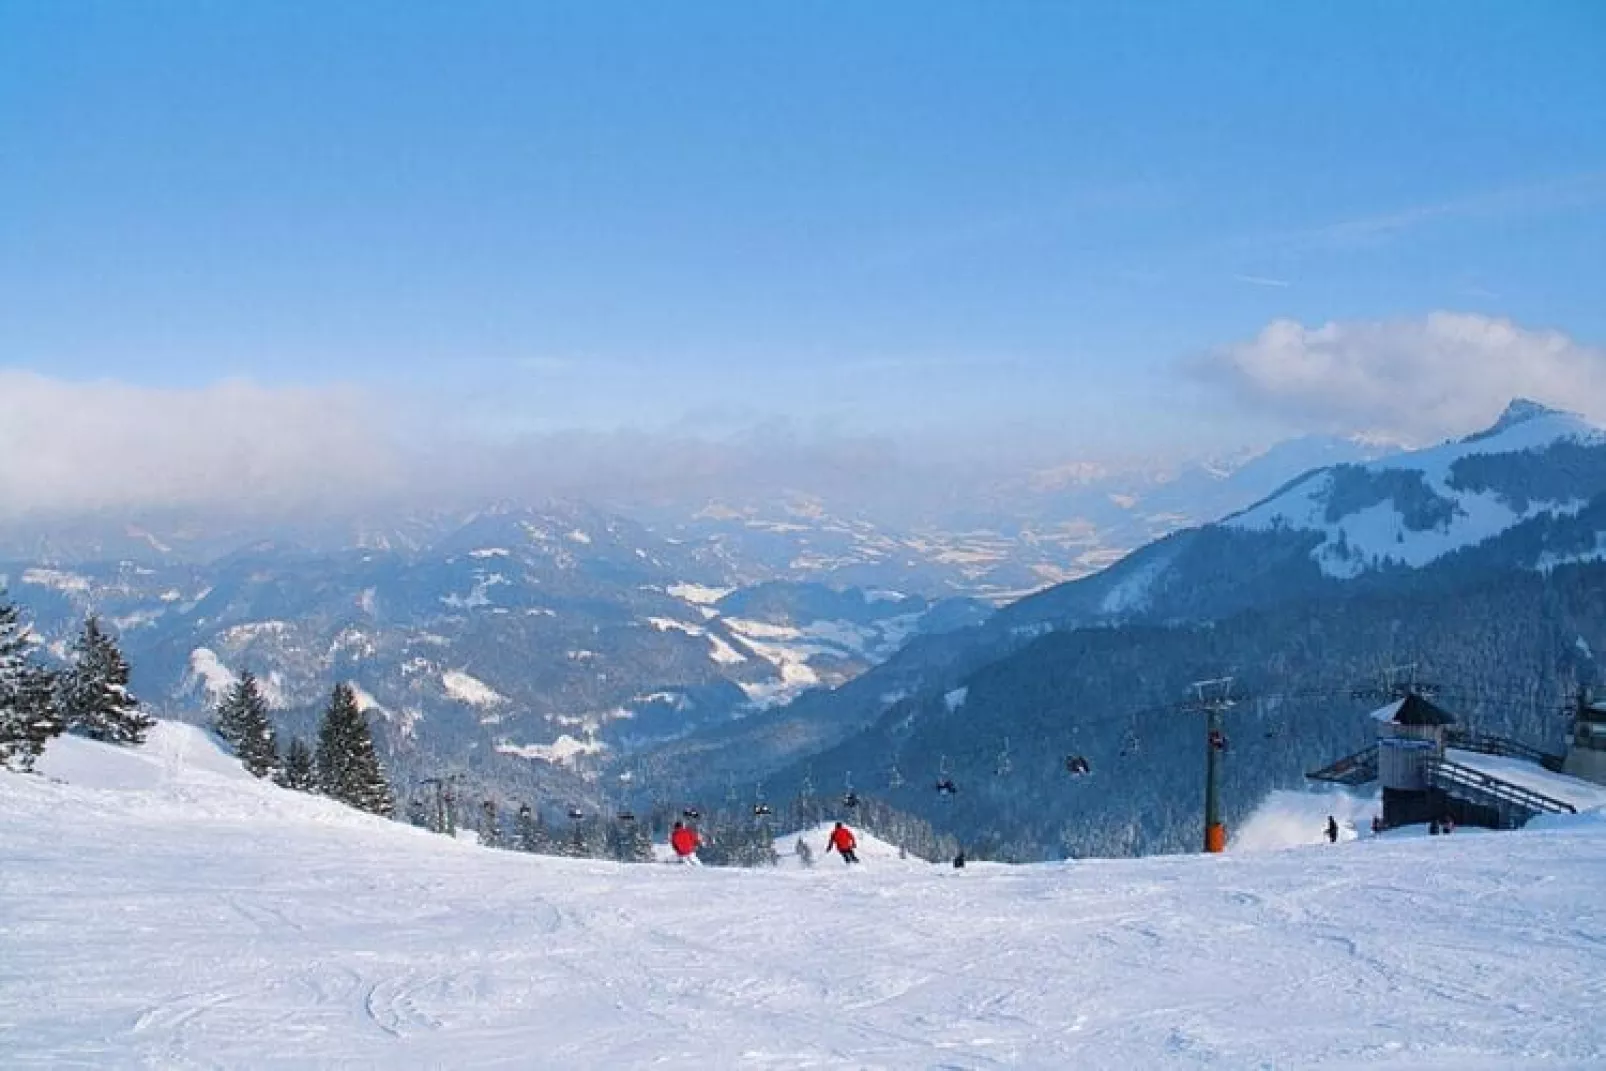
{"left": 670, "top": 820, "right": 701, "bottom": 864}
{"left": 825, "top": 822, "right": 859, "bottom": 865}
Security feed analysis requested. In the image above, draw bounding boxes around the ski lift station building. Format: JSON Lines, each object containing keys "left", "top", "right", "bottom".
{"left": 1310, "top": 694, "right": 1606, "bottom": 831}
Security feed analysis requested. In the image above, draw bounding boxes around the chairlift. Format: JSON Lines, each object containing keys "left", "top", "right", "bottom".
{"left": 1209, "top": 729, "right": 1229, "bottom": 752}
{"left": 682, "top": 806, "right": 702, "bottom": 821}
{"left": 753, "top": 802, "right": 773, "bottom": 817}
{"left": 842, "top": 791, "right": 860, "bottom": 809}
{"left": 935, "top": 778, "right": 959, "bottom": 796}
{"left": 1065, "top": 755, "right": 1091, "bottom": 776}
{"left": 567, "top": 807, "right": 585, "bottom": 821}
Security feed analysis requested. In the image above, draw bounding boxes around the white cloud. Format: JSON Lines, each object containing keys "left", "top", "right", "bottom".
{"left": 0, "top": 372, "right": 403, "bottom": 519}
{"left": 1197, "top": 312, "right": 1606, "bottom": 441}
{"left": 1231, "top": 273, "right": 1291, "bottom": 289}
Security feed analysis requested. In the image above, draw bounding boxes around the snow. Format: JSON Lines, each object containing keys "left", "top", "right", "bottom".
{"left": 646, "top": 615, "right": 705, "bottom": 636}
{"left": 1369, "top": 698, "right": 1407, "bottom": 722}
{"left": 19, "top": 567, "right": 91, "bottom": 592}
{"left": 667, "top": 581, "right": 735, "bottom": 605}
{"left": 1538, "top": 532, "right": 1606, "bottom": 571}
{"left": 348, "top": 682, "right": 388, "bottom": 717}
{"left": 566, "top": 529, "right": 592, "bottom": 544}
{"left": 944, "top": 686, "right": 969, "bottom": 712}
{"left": 1099, "top": 554, "right": 1166, "bottom": 614}
{"left": 219, "top": 619, "right": 291, "bottom": 645}
{"left": 495, "top": 733, "right": 604, "bottom": 765}
{"left": 185, "top": 647, "right": 237, "bottom": 703}
{"left": 468, "top": 547, "right": 510, "bottom": 558}
{"left": 441, "top": 669, "right": 504, "bottom": 707}
{"left": 439, "top": 572, "right": 507, "bottom": 609}
{"left": 6, "top": 728, "right": 1606, "bottom": 1066}
{"left": 1231, "top": 789, "right": 1379, "bottom": 851}
{"left": 704, "top": 632, "right": 748, "bottom": 665}
{"left": 1228, "top": 408, "right": 1605, "bottom": 578}
{"left": 1445, "top": 749, "right": 1606, "bottom": 812}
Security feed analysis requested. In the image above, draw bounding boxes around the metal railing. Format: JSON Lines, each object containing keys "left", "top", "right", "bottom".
{"left": 1306, "top": 744, "right": 1378, "bottom": 786}
{"left": 1446, "top": 728, "right": 1566, "bottom": 773}
{"left": 1426, "top": 755, "right": 1577, "bottom": 823}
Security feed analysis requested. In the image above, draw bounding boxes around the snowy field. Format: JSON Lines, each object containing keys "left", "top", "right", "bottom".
{"left": 4, "top": 726, "right": 1606, "bottom": 1069}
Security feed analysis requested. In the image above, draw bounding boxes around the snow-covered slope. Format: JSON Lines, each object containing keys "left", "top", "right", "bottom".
{"left": 1228, "top": 400, "right": 1606, "bottom": 577}
{"left": 5, "top": 724, "right": 1606, "bottom": 1067}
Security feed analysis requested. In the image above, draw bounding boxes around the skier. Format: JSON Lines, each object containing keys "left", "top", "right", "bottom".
{"left": 825, "top": 821, "right": 859, "bottom": 865}
{"left": 670, "top": 820, "right": 701, "bottom": 864}
{"left": 1442, "top": 814, "right": 1455, "bottom": 835}
{"left": 1325, "top": 815, "right": 1339, "bottom": 844}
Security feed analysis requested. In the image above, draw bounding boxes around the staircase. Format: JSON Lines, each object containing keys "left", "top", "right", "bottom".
{"left": 1426, "top": 755, "right": 1577, "bottom": 828}
{"left": 1306, "top": 744, "right": 1378, "bottom": 786}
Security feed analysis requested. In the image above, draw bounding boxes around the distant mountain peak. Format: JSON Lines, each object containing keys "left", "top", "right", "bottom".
{"left": 1468, "top": 398, "right": 1579, "bottom": 442}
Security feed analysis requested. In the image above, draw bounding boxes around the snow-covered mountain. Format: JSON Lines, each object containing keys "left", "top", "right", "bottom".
{"left": 6, "top": 722, "right": 1605, "bottom": 1067}
{"left": 0, "top": 506, "right": 987, "bottom": 805}
{"left": 632, "top": 401, "right": 1606, "bottom": 854}
{"left": 1227, "top": 399, "right": 1606, "bottom": 578}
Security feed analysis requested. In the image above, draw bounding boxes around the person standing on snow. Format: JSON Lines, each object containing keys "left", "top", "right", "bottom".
{"left": 1325, "top": 816, "right": 1339, "bottom": 844}
{"left": 670, "top": 820, "right": 701, "bottom": 864}
{"left": 825, "top": 821, "right": 859, "bottom": 865}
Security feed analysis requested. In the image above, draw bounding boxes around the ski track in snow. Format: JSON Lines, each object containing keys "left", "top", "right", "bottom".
{"left": 4, "top": 726, "right": 1606, "bottom": 1069}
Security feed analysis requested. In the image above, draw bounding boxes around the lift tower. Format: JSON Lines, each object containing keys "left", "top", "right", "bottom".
{"left": 1188, "top": 678, "right": 1240, "bottom": 853}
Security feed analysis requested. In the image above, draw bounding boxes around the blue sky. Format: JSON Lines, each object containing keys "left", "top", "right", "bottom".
{"left": 2, "top": 2, "right": 1604, "bottom": 483}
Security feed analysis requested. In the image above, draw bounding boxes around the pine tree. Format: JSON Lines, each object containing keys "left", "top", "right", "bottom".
{"left": 516, "top": 803, "right": 553, "bottom": 853}
{"left": 59, "top": 616, "right": 152, "bottom": 745}
{"left": 279, "top": 737, "right": 317, "bottom": 791}
{"left": 0, "top": 594, "right": 64, "bottom": 772}
{"left": 214, "top": 671, "right": 280, "bottom": 779}
{"left": 314, "top": 682, "right": 394, "bottom": 815}
{"left": 479, "top": 799, "right": 504, "bottom": 849}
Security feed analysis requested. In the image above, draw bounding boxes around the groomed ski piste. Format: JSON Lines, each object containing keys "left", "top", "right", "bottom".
{"left": 5, "top": 724, "right": 1606, "bottom": 1069}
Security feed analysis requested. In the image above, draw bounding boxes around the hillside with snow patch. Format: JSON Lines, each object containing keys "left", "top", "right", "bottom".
{"left": 1228, "top": 400, "right": 1606, "bottom": 577}
{"left": 4, "top": 724, "right": 1606, "bottom": 1067}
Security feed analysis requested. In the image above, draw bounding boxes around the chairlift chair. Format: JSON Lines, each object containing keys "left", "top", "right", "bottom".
{"left": 1065, "top": 755, "right": 1091, "bottom": 776}
{"left": 567, "top": 807, "right": 585, "bottom": 821}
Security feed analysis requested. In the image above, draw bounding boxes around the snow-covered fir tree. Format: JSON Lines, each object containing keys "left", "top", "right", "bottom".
{"left": 213, "top": 671, "right": 280, "bottom": 779}
{"left": 0, "top": 594, "right": 64, "bottom": 772}
{"left": 603, "top": 818, "right": 656, "bottom": 863}
{"left": 515, "top": 803, "right": 553, "bottom": 853}
{"left": 479, "top": 799, "right": 504, "bottom": 848}
{"left": 59, "top": 616, "right": 152, "bottom": 746}
{"left": 279, "top": 737, "right": 317, "bottom": 792}
{"left": 314, "top": 683, "right": 394, "bottom": 815}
